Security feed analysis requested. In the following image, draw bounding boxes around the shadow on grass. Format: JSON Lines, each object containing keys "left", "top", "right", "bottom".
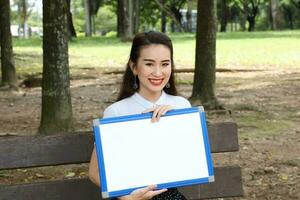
{"left": 169, "top": 31, "right": 300, "bottom": 41}
{"left": 13, "top": 31, "right": 300, "bottom": 47}
{"left": 13, "top": 37, "right": 42, "bottom": 47}
{"left": 13, "top": 36, "right": 128, "bottom": 47}
{"left": 69, "top": 36, "right": 129, "bottom": 47}
{"left": 217, "top": 31, "right": 300, "bottom": 40}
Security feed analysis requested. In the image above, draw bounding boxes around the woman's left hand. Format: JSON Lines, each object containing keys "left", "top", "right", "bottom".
{"left": 142, "top": 105, "right": 173, "bottom": 122}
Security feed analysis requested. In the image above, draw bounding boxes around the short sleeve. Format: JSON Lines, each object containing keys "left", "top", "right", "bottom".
{"left": 181, "top": 97, "right": 192, "bottom": 108}
{"left": 174, "top": 96, "right": 192, "bottom": 109}
{"left": 103, "top": 105, "right": 118, "bottom": 118}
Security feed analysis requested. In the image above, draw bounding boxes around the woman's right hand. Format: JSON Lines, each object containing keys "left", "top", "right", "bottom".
{"left": 118, "top": 185, "right": 167, "bottom": 200}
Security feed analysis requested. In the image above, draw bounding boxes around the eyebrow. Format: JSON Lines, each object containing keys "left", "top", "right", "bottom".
{"left": 143, "top": 59, "right": 171, "bottom": 62}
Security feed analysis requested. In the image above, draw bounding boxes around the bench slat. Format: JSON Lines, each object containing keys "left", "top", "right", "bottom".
{"left": 0, "top": 178, "right": 101, "bottom": 200}
{"left": 179, "top": 166, "right": 243, "bottom": 199}
{"left": 0, "top": 166, "right": 242, "bottom": 200}
{"left": 0, "top": 132, "right": 94, "bottom": 170}
{"left": 208, "top": 122, "right": 239, "bottom": 153}
{"left": 0, "top": 122, "right": 238, "bottom": 170}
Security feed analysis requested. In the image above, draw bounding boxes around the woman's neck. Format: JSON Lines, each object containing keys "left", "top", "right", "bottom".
{"left": 138, "top": 89, "right": 162, "bottom": 103}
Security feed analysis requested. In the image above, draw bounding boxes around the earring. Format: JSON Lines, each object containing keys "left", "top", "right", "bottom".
{"left": 165, "top": 82, "right": 170, "bottom": 88}
{"left": 133, "top": 75, "right": 138, "bottom": 90}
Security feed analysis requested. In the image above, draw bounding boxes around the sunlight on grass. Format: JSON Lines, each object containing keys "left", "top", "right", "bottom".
{"left": 13, "top": 30, "right": 300, "bottom": 75}
{"left": 217, "top": 38, "right": 300, "bottom": 69}
{"left": 233, "top": 111, "right": 294, "bottom": 138}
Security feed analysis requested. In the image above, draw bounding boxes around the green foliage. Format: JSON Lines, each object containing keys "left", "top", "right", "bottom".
{"left": 27, "top": 12, "right": 42, "bottom": 27}
{"left": 219, "top": 0, "right": 300, "bottom": 31}
{"left": 72, "top": 0, "right": 86, "bottom": 34}
{"left": 90, "top": 0, "right": 103, "bottom": 15}
{"left": 71, "top": 0, "right": 116, "bottom": 35}
{"left": 139, "top": 0, "right": 188, "bottom": 31}
{"left": 94, "top": 5, "right": 117, "bottom": 34}
{"left": 105, "top": 31, "right": 117, "bottom": 37}
{"left": 255, "top": 6, "right": 270, "bottom": 31}
{"left": 139, "top": 0, "right": 161, "bottom": 29}
{"left": 10, "top": 0, "right": 42, "bottom": 28}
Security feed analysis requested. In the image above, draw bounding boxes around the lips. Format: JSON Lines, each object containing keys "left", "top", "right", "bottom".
{"left": 148, "top": 78, "right": 164, "bottom": 86}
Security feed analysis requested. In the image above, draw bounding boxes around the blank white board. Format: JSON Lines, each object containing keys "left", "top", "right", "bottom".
{"left": 93, "top": 107, "right": 214, "bottom": 198}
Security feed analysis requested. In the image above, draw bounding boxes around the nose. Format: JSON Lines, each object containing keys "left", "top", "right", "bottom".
{"left": 152, "top": 65, "right": 162, "bottom": 76}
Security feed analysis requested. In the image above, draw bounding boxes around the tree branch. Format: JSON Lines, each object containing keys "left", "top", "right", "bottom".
{"left": 153, "top": 0, "right": 185, "bottom": 32}
{"left": 291, "top": 0, "right": 300, "bottom": 9}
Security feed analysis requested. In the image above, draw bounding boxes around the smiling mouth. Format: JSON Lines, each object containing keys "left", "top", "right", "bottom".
{"left": 149, "top": 78, "right": 164, "bottom": 86}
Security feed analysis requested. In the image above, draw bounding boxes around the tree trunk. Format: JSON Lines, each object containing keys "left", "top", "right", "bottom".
{"left": 247, "top": 0, "right": 259, "bottom": 32}
{"left": 117, "top": 0, "right": 125, "bottom": 37}
{"left": 247, "top": 15, "right": 255, "bottom": 31}
{"left": 20, "top": 0, "right": 29, "bottom": 38}
{"left": 17, "top": 2, "right": 22, "bottom": 36}
{"left": 161, "top": 12, "right": 166, "bottom": 33}
{"left": 190, "top": 0, "right": 220, "bottom": 109}
{"left": 269, "top": 1, "right": 274, "bottom": 30}
{"left": 132, "top": 0, "right": 139, "bottom": 34}
{"left": 171, "top": 21, "right": 175, "bottom": 32}
{"left": 238, "top": 2, "right": 248, "bottom": 31}
{"left": 240, "top": 11, "right": 247, "bottom": 31}
{"left": 220, "top": 0, "right": 227, "bottom": 32}
{"left": 282, "top": 5, "right": 294, "bottom": 30}
{"left": 124, "top": 0, "right": 132, "bottom": 40}
{"left": 40, "top": 0, "right": 73, "bottom": 134}
{"left": 120, "top": 0, "right": 134, "bottom": 41}
{"left": 270, "top": 0, "right": 279, "bottom": 30}
{"left": 160, "top": 0, "right": 166, "bottom": 32}
{"left": 85, "top": 0, "right": 92, "bottom": 36}
{"left": 0, "top": 0, "right": 18, "bottom": 88}
{"left": 186, "top": 0, "right": 193, "bottom": 32}
{"left": 92, "top": 15, "right": 96, "bottom": 35}
{"left": 66, "top": 0, "right": 77, "bottom": 39}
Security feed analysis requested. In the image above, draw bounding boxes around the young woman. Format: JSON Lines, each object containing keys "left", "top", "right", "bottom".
{"left": 89, "top": 31, "right": 191, "bottom": 200}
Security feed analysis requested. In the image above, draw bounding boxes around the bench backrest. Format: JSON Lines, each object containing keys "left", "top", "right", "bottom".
{"left": 0, "top": 122, "right": 243, "bottom": 200}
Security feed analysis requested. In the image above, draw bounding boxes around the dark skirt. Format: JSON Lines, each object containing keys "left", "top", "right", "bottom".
{"left": 110, "top": 188, "right": 186, "bottom": 200}
{"left": 152, "top": 188, "right": 186, "bottom": 200}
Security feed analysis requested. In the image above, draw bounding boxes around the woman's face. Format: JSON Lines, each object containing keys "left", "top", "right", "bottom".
{"left": 131, "top": 44, "right": 172, "bottom": 99}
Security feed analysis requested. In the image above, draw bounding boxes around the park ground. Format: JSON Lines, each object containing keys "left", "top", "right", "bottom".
{"left": 0, "top": 31, "right": 299, "bottom": 199}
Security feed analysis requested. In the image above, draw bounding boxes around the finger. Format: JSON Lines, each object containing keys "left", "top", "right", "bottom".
{"left": 161, "top": 105, "right": 172, "bottom": 116}
{"left": 158, "top": 105, "right": 171, "bottom": 117}
{"left": 156, "top": 106, "right": 168, "bottom": 121}
{"left": 132, "top": 185, "right": 156, "bottom": 195}
{"left": 117, "top": 196, "right": 130, "bottom": 200}
{"left": 142, "top": 107, "right": 155, "bottom": 114}
{"left": 145, "top": 188, "right": 168, "bottom": 199}
{"left": 151, "top": 107, "right": 159, "bottom": 122}
{"left": 156, "top": 105, "right": 172, "bottom": 121}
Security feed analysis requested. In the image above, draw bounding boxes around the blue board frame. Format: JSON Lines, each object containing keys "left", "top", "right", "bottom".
{"left": 92, "top": 106, "right": 214, "bottom": 198}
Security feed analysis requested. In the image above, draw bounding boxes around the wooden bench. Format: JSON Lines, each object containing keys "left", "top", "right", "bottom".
{"left": 0, "top": 122, "right": 243, "bottom": 199}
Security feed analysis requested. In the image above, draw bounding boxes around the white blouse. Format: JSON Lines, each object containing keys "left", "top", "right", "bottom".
{"left": 103, "top": 91, "right": 191, "bottom": 118}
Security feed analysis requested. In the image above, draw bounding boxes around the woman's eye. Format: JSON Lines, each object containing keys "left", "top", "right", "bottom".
{"left": 145, "top": 63, "right": 153, "bottom": 66}
{"left": 162, "top": 63, "right": 170, "bottom": 67}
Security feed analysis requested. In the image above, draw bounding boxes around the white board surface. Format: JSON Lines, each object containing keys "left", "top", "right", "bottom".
{"left": 93, "top": 107, "right": 214, "bottom": 198}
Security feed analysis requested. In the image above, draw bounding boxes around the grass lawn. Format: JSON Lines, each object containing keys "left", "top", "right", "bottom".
{"left": 13, "top": 30, "right": 300, "bottom": 76}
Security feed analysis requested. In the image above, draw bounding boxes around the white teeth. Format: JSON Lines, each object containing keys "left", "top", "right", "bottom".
{"left": 149, "top": 79, "right": 163, "bottom": 84}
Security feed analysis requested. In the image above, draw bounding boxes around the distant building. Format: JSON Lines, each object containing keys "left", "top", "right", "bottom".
{"left": 10, "top": 25, "right": 20, "bottom": 37}
{"left": 10, "top": 25, "right": 42, "bottom": 37}
{"left": 180, "top": 9, "right": 197, "bottom": 32}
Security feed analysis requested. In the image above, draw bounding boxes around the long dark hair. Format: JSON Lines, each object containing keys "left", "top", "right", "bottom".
{"left": 117, "top": 31, "right": 177, "bottom": 101}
